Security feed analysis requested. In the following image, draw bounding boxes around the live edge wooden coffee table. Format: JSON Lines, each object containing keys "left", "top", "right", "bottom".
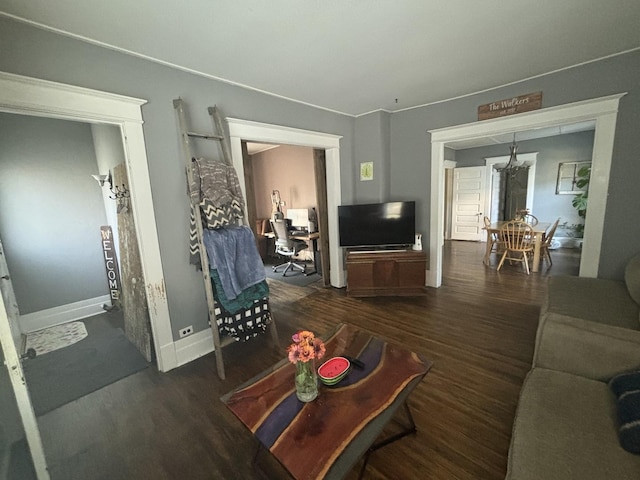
{"left": 221, "top": 323, "right": 433, "bottom": 480}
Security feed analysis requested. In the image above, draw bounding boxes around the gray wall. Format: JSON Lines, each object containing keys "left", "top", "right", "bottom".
{"left": 1, "top": 15, "right": 638, "bottom": 342}
{"left": 353, "top": 111, "right": 391, "bottom": 203}
{"left": 0, "top": 17, "right": 355, "bottom": 339}
{"left": 390, "top": 49, "right": 640, "bottom": 279}
{"left": 454, "top": 130, "right": 595, "bottom": 231}
{"left": 0, "top": 113, "right": 109, "bottom": 314}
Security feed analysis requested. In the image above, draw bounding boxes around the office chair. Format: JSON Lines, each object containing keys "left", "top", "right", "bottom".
{"left": 270, "top": 216, "right": 308, "bottom": 276}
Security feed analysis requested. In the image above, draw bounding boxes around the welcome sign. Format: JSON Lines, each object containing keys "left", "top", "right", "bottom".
{"left": 100, "top": 225, "right": 121, "bottom": 302}
{"left": 478, "top": 92, "right": 542, "bottom": 120}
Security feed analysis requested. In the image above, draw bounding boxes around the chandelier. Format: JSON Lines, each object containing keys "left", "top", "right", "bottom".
{"left": 497, "top": 133, "right": 529, "bottom": 177}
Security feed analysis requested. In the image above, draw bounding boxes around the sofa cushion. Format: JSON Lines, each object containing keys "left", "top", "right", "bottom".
{"left": 534, "top": 317, "right": 640, "bottom": 381}
{"left": 506, "top": 368, "right": 640, "bottom": 480}
{"left": 625, "top": 254, "right": 640, "bottom": 308}
{"left": 544, "top": 276, "right": 639, "bottom": 330}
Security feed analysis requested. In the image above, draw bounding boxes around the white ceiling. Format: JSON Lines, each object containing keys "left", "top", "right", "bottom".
{"left": 246, "top": 142, "right": 280, "bottom": 155}
{"left": 1, "top": 1, "right": 639, "bottom": 117}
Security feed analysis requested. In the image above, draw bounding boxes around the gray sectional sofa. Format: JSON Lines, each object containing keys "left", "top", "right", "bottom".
{"left": 506, "top": 253, "right": 640, "bottom": 479}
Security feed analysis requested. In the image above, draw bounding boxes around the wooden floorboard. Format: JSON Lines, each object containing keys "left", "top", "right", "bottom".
{"left": 35, "top": 241, "right": 580, "bottom": 479}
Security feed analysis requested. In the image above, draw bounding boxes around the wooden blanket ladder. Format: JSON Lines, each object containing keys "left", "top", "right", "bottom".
{"left": 173, "top": 98, "right": 279, "bottom": 380}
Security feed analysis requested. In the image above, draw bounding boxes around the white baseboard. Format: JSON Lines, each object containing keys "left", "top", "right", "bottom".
{"left": 174, "top": 328, "right": 216, "bottom": 367}
{"left": 20, "top": 295, "right": 111, "bottom": 333}
{"left": 554, "top": 236, "right": 583, "bottom": 249}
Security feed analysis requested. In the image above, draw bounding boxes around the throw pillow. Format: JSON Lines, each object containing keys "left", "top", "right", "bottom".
{"left": 609, "top": 370, "right": 640, "bottom": 454}
{"left": 616, "top": 390, "right": 640, "bottom": 454}
{"left": 609, "top": 370, "right": 640, "bottom": 398}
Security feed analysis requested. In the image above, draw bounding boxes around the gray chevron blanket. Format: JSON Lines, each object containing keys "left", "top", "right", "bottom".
{"left": 189, "top": 156, "right": 246, "bottom": 265}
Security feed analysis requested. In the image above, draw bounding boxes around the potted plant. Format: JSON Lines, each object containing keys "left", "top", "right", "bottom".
{"left": 571, "top": 165, "right": 590, "bottom": 237}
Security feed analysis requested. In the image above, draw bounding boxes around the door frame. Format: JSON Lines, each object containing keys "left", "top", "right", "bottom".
{"left": 429, "top": 93, "right": 625, "bottom": 287}
{"left": 0, "top": 71, "right": 175, "bottom": 371}
{"left": 227, "top": 117, "right": 345, "bottom": 287}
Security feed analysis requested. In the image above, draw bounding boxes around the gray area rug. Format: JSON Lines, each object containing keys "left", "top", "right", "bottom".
{"left": 23, "top": 313, "right": 149, "bottom": 416}
{"left": 6, "top": 438, "right": 36, "bottom": 480}
{"left": 263, "top": 259, "right": 322, "bottom": 287}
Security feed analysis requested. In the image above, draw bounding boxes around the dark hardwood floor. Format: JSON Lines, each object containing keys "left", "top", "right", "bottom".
{"left": 35, "top": 241, "right": 580, "bottom": 480}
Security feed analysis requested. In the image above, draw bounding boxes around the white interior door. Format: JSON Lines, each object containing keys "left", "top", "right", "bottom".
{"left": 0, "top": 239, "right": 50, "bottom": 479}
{"left": 450, "top": 166, "right": 487, "bottom": 241}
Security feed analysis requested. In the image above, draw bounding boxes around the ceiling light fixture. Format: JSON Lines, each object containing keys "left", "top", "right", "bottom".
{"left": 504, "top": 133, "right": 519, "bottom": 170}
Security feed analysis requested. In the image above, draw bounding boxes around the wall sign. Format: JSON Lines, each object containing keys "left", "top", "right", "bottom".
{"left": 360, "top": 162, "right": 373, "bottom": 181}
{"left": 478, "top": 92, "right": 543, "bottom": 120}
{"left": 100, "top": 225, "right": 121, "bottom": 302}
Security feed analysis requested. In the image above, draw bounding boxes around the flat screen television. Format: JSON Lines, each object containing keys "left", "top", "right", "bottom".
{"left": 338, "top": 201, "right": 415, "bottom": 248}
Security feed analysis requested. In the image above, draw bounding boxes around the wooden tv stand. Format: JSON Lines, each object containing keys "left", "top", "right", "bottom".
{"left": 345, "top": 249, "right": 428, "bottom": 297}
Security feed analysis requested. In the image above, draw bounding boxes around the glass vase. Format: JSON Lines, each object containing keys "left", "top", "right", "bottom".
{"left": 295, "top": 360, "right": 318, "bottom": 402}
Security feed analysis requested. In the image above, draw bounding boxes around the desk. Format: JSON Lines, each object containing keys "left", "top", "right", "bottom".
{"left": 484, "top": 221, "right": 550, "bottom": 273}
{"left": 265, "top": 231, "right": 319, "bottom": 242}
{"left": 221, "top": 323, "right": 432, "bottom": 480}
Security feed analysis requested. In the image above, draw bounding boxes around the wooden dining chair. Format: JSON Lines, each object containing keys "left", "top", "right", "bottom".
{"left": 483, "top": 216, "right": 502, "bottom": 261}
{"left": 522, "top": 213, "right": 539, "bottom": 226}
{"left": 497, "top": 221, "right": 535, "bottom": 274}
{"left": 540, "top": 218, "right": 560, "bottom": 266}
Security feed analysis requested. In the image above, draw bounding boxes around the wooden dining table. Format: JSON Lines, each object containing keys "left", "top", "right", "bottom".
{"left": 484, "top": 221, "right": 551, "bottom": 273}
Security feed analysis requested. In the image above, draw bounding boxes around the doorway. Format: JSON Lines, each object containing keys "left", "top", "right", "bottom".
{"left": 244, "top": 143, "right": 326, "bottom": 284}
{"left": 0, "top": 71, "right": 172, "bottom": 370}
{"left": 448, "top": 153, "right": 538, "bottom": 241}
{"left": 0, "top": 71, "right": 174, "bottom": 478}
{"left": 429, "top": 93, "right": 625, "bottom": 287}
{"left": 227, "top": 117, "right": 345, "bottom": 288}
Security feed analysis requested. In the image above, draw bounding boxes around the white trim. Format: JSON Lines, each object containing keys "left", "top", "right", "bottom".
{"left": 429, "top": 93, "right": 625, "bottom": 287}
{"left": 0, "top": 71, "right": 145, "bottom": 122}
{"left": 227, "top": 118, "right": 345, "bottom": 287}
{"left": 20, "top": 295, "right": 111, "bottom": 333}
{"left": 0, "top": 71, "right": 176, "bottom": 372}
{"left": 174, "top": 328, "right": 215, "bottom": 366}
{"left": 443, "top": 160, "right": 457, "bottom": 169}
{"left": 227, "top": 117, "right": 341, "bottom": 148}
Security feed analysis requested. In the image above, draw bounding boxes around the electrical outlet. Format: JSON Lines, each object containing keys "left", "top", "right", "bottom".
{"left": 179, "top": 325, "right": 193, "bottom": 338}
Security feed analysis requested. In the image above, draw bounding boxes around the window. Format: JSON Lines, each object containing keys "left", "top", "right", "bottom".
{"left": 556, "top": 161, "right": 591, "bottom": 194}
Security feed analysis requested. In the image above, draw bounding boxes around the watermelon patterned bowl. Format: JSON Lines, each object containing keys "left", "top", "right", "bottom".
{"left": 317, "top": 356, "right": 351, "bottom": 386}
